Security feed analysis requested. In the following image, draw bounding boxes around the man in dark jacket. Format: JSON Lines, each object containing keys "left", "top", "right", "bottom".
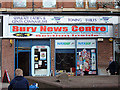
{"left": 106, "top": 57, "right": 118, "bottom": 75}
{"left": 8, "top": 68, "right": 29, "bottom": 90}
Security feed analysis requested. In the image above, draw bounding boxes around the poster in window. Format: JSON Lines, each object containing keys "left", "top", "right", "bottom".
{"left": 35, "top": 64, "right": 38, "bottom": 69}
{"left": 39, "top": 60, "right": 42, "bottom": 66}
{"left": 40, "top": 52, "right": 46, "bottom": 60}
{"left": 91, "top": 52, "right": 96, "bottom": 70}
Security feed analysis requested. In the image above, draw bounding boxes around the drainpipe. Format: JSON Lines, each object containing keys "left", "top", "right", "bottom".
{"left": 32, "top": 0, "right": 34, "bottom": 12}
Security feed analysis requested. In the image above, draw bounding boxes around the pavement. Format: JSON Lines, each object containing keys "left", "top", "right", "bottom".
{"left": 25, "top": 75, "right": 120, "bottom": 90}
{"left": 0, "top": 82, "right": 9, "bottom": 90}
{"left": 0, "top": 75, "right": 119, "bottom": 90}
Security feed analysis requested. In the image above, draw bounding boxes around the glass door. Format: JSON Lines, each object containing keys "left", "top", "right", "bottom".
{"left": 31, "top": 46, "right": 50, "bottom": 76}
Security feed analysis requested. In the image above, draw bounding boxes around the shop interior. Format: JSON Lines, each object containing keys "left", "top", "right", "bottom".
{"left": 15, "top": 52, "right": 30, "bottom": 76}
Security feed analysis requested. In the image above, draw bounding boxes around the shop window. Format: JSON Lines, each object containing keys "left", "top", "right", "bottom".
{"left": 76, "top": 0, "right": 85, "bottom": 8}
{"left": 77, "top": 49, "right": 97, "bottom": 75}
{"left": 56, "top": 49, "right": 75, "bottom": 75}
{"left": 42, "top": 0, "right": 56, "bottom": 8}
{"left": 13, "top": 0, "right": 26, "bottom": 8}
{"left": 88, "top": 0, "right": 97, "bottom": 9}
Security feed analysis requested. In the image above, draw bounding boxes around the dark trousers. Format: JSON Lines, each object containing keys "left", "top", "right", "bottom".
{"left": 110, "top": 71, "right": 116, "bottom": 75}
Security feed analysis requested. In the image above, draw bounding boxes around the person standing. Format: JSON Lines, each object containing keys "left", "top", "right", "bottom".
{"left": 8, "top": 68, "right": 29, "bottom": 90}
{"left": 106, "top": 57, "right": 118, "bottom": 75}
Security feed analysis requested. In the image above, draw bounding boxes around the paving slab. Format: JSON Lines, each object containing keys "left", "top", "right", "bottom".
{"left": 0, "top": 75, "right": 119, "bottom": 90}
{"left": 25, "top": 75, "right": 120, "bottom": 90}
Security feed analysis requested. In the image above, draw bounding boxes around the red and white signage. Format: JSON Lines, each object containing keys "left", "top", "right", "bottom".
{"left": 3, "top": 25, "right": 113, "bottom": 38}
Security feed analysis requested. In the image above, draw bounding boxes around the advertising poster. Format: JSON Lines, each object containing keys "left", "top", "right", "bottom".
{"left": 40, "top": 52, "right": 46, "bottom": 60}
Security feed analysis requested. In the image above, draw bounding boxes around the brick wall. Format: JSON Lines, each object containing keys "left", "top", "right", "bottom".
{"left": 51, "top": 39, "right": 55, "bottom": 76}
{"left": 1, "top": 0, "right": 12, "bottom": 8}
{"left": 97, "top": 38, "right": 113, "bottom": 75}
{"left": 2, "top": 39, "right": 14, "bottom": 80}
{"left": 1, "top": 1, "right": 116, "bottom": 9}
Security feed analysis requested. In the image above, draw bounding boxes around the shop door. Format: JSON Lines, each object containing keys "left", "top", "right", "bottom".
{"left": 31, "top": 46, "right": 50, "bottom": 76}
{"left": 18, "top": 52, "right": 30, "bottom": 76}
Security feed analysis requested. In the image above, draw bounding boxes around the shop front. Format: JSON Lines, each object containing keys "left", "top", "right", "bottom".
{"left": 2, "top": 15, "right": 117, "bottom": 79}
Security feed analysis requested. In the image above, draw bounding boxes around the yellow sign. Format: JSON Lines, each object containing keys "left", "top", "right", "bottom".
{"left": 109, "top": 38, "right": 113, "bottom": 42}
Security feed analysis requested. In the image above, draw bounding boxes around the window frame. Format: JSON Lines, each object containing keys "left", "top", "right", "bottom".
{"left": 75, "top": 0, "right": 85, "bottom": 9}
{"left": 114, "top": 0, "right": 120, "bottom": 9}
{"left": 12, "top": 0, "right": 27, "bottom": 8}
{"left": 88, "top": 0, "right": 98, "bottom": 9}
{"left": 41, "top": 0, "right": 57, "bottom": 9}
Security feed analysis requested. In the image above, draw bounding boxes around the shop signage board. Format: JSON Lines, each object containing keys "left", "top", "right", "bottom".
{"left": 55, "top": 39, "right": 96, "bottom": 49}
{"left": 55, "top": 40, "right": 75, "bottom": 49}
{"left": 9, "top": 16, "right": 118, "bottom": 24}
{"left": 77, "top": 39, "right": 96, "bottom": 48}
{"left": 4, "top": 25, "right": 113, "bottom": 38}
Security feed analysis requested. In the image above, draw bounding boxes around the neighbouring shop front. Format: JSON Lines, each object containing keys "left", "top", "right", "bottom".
{"left": 2, "top": 15, "right": 118, "bottom": 78}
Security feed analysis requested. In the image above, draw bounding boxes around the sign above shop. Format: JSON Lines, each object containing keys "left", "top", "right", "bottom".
{"left": 55, "top": 40, "right": 75, "bottom": 49}
{"left": 55, "top": 39, "right": 96, "bottom": 49}
{"left": 10, "top": 25, "right": 108, "bottom": 33}
{"left": 4, "top": 25, "right": 113, "bottom": 38}
{"left": 77, "top": 39, "right": 96, "bottom": 48}
{"left": 9, "top": 16, "right": 118, "bottom": 24}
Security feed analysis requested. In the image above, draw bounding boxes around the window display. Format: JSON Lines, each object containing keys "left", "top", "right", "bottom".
{"left": 55, "top": 39, "right": 97, "bottom": 76}
{"left": 77, "top": 49, "right": 97, "bottom": 76}
{"left": 34, "top": 49, "right": 47, "bottom": 70}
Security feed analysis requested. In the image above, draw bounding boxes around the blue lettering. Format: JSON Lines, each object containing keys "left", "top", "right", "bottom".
{"left": 68, "top": 18, "right": 82, "bottom": 22}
